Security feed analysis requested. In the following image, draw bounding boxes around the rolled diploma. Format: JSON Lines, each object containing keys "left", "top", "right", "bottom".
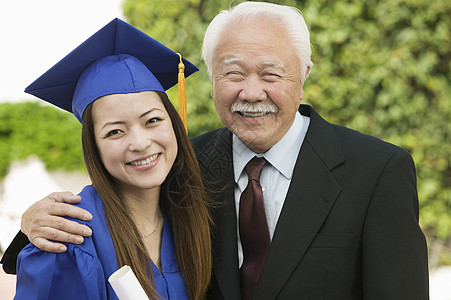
{"left": 108, "top": 265, "right": 148, "bottom": 300}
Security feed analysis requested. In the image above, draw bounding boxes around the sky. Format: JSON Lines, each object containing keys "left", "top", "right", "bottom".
{"left": 0, "top": 0, "right": 124, "bottom": 102}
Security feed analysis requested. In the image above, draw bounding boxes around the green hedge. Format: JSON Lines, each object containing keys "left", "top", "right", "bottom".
{"left": 0, "top": 102, "right": 85, "bottom": 178}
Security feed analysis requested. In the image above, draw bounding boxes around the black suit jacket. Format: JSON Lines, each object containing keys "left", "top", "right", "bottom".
{"left": 191, "top": 105, "right": 429, "bottom": 300}
{"left": 2, "top": 105, "right": 429, "bottom": 299}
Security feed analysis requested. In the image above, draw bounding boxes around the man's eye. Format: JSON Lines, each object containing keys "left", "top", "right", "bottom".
{"left": 226, "top": 71, "right": 244, "bottom": 79}
{"left": 263, "top": 73, "right": 280, "bottom": 81}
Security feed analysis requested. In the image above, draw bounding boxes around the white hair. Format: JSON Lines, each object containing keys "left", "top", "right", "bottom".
{"left": 202, "top": 1, "right": 313, "bottom": 80}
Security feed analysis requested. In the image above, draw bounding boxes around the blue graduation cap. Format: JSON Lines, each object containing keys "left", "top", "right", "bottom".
{"left": 25, "top": 18, "right": 198, "bottom": 124}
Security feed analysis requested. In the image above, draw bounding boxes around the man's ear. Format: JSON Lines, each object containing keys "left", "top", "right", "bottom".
{"left": 210, "top": 79, "right": 215, "bottom": 99}
{"left": 300, "top": 66, "right": 311, "bottom": 100}
{"left": 305, "top": 65, "right": 311, "bottom": 78}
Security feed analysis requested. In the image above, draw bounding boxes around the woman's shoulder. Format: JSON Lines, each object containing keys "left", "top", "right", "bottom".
{"left": 71, "top": 185, "right": 106, "bottom": 225}
{"left": 62, "top": 186, "right": 115, "bottom": 262}
{"left": 77, "top": 185, "right": 101, "bottom": 206}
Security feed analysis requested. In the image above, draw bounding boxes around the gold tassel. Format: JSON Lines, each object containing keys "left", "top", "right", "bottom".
{"left": 177, "top": 53, "right": 187, "bottom": 132}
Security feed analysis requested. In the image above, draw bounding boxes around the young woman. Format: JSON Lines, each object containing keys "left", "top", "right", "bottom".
{"left": 14, "top": 19, "right": 211, "bottom": 300}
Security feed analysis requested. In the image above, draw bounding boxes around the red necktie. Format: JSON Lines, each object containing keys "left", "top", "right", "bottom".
{"left": 239, "top": 157, "right": 270, "bottom": 300}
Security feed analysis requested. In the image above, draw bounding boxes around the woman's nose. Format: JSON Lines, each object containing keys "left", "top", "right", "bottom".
{"left": 128, "top": 129, "right": 151, "bottom": 152}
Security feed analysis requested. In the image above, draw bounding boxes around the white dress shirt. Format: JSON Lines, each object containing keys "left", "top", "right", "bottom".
{"left": 233, "top": 111, "right": 310, "bottom": 267}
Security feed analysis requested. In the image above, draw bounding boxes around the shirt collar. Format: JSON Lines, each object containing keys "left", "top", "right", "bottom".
{"left": 233, "top": 111, "right": 309, "bottom": 182}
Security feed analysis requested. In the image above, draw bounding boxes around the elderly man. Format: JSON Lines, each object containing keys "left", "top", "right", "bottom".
{"left": 2, "top": 2, "right": 429, "bottom": 299}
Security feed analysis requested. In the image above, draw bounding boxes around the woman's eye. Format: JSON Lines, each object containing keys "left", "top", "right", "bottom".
{"left": 105, "top": 129, "right": 122, "bottom": 138}
{"left": 147, "top": 117, "right": 162, "bottom": 125}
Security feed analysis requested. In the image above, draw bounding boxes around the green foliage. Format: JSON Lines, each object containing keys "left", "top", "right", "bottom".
{"left": 302, "top": 0, "right": 451, "bottom": 245}
{"left": 0, "top": 102, "right": 85, "bottom": 178}
{"left": 122, "top": 0, "right": 451, "bottom": 261}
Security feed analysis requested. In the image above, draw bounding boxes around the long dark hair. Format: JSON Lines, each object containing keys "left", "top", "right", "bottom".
{"left": 81, "top": 91, "right": 212, "bottom": 299}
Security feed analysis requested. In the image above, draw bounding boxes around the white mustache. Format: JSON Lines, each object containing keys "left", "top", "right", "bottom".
{"left": 231, "top": 101, "right": 279, "bottom": 114}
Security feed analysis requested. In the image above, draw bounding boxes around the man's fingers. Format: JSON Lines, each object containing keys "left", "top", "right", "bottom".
{"left": 29, "top": 225, "right": 89, "bottom": 251}
{"left": 30, "top": 217, "right": 92, "bottom": 238}
{"left": 48, "top": 202, "right": 92, "bottom": 221}
{"left": 20, "top": 192, "right": 93, "bottom": 249}
{"left": 53, "top": 217, "right": 92, "bottom": 237}
{"left": 30, "top": 237, "right": 68, "bottom": 253}
{"left": 44, "top": 226, "right": 86, "bottom": 244}
{"left": 48, "top": 191, "right": 82, "bottom": 204}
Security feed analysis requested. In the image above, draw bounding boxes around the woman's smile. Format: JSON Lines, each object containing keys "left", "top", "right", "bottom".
{"left": 127, "top": 153, "right": 160, "bottom": 167}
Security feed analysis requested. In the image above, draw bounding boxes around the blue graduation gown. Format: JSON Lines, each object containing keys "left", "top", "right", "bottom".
{"left": 14, "top": 185, "right": 189, "bottom": 300}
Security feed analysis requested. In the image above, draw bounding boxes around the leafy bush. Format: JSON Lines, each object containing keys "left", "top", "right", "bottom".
{"left": 0, "top": 102, "right": 85, "bottom": 178}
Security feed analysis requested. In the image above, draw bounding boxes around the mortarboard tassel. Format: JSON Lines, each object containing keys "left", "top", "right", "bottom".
{"left": 177, "top": 53, "right": 187, "bottom": 132}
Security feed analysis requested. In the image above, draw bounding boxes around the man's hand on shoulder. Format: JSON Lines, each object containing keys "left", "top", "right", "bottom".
{"left": 21, "top": 192, "right": 93, "bottom": 253}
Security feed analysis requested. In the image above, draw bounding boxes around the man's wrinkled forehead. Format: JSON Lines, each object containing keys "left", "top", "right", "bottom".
{"left": 219, "top": 56, "right": 286, "bottom": 70}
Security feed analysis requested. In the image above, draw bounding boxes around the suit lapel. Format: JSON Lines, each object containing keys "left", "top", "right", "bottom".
{"left": 195, "top": 128, "right": 242, "bottom": 299}
{"left": 256, "top": 105, "right": 344, "bottom": 299}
